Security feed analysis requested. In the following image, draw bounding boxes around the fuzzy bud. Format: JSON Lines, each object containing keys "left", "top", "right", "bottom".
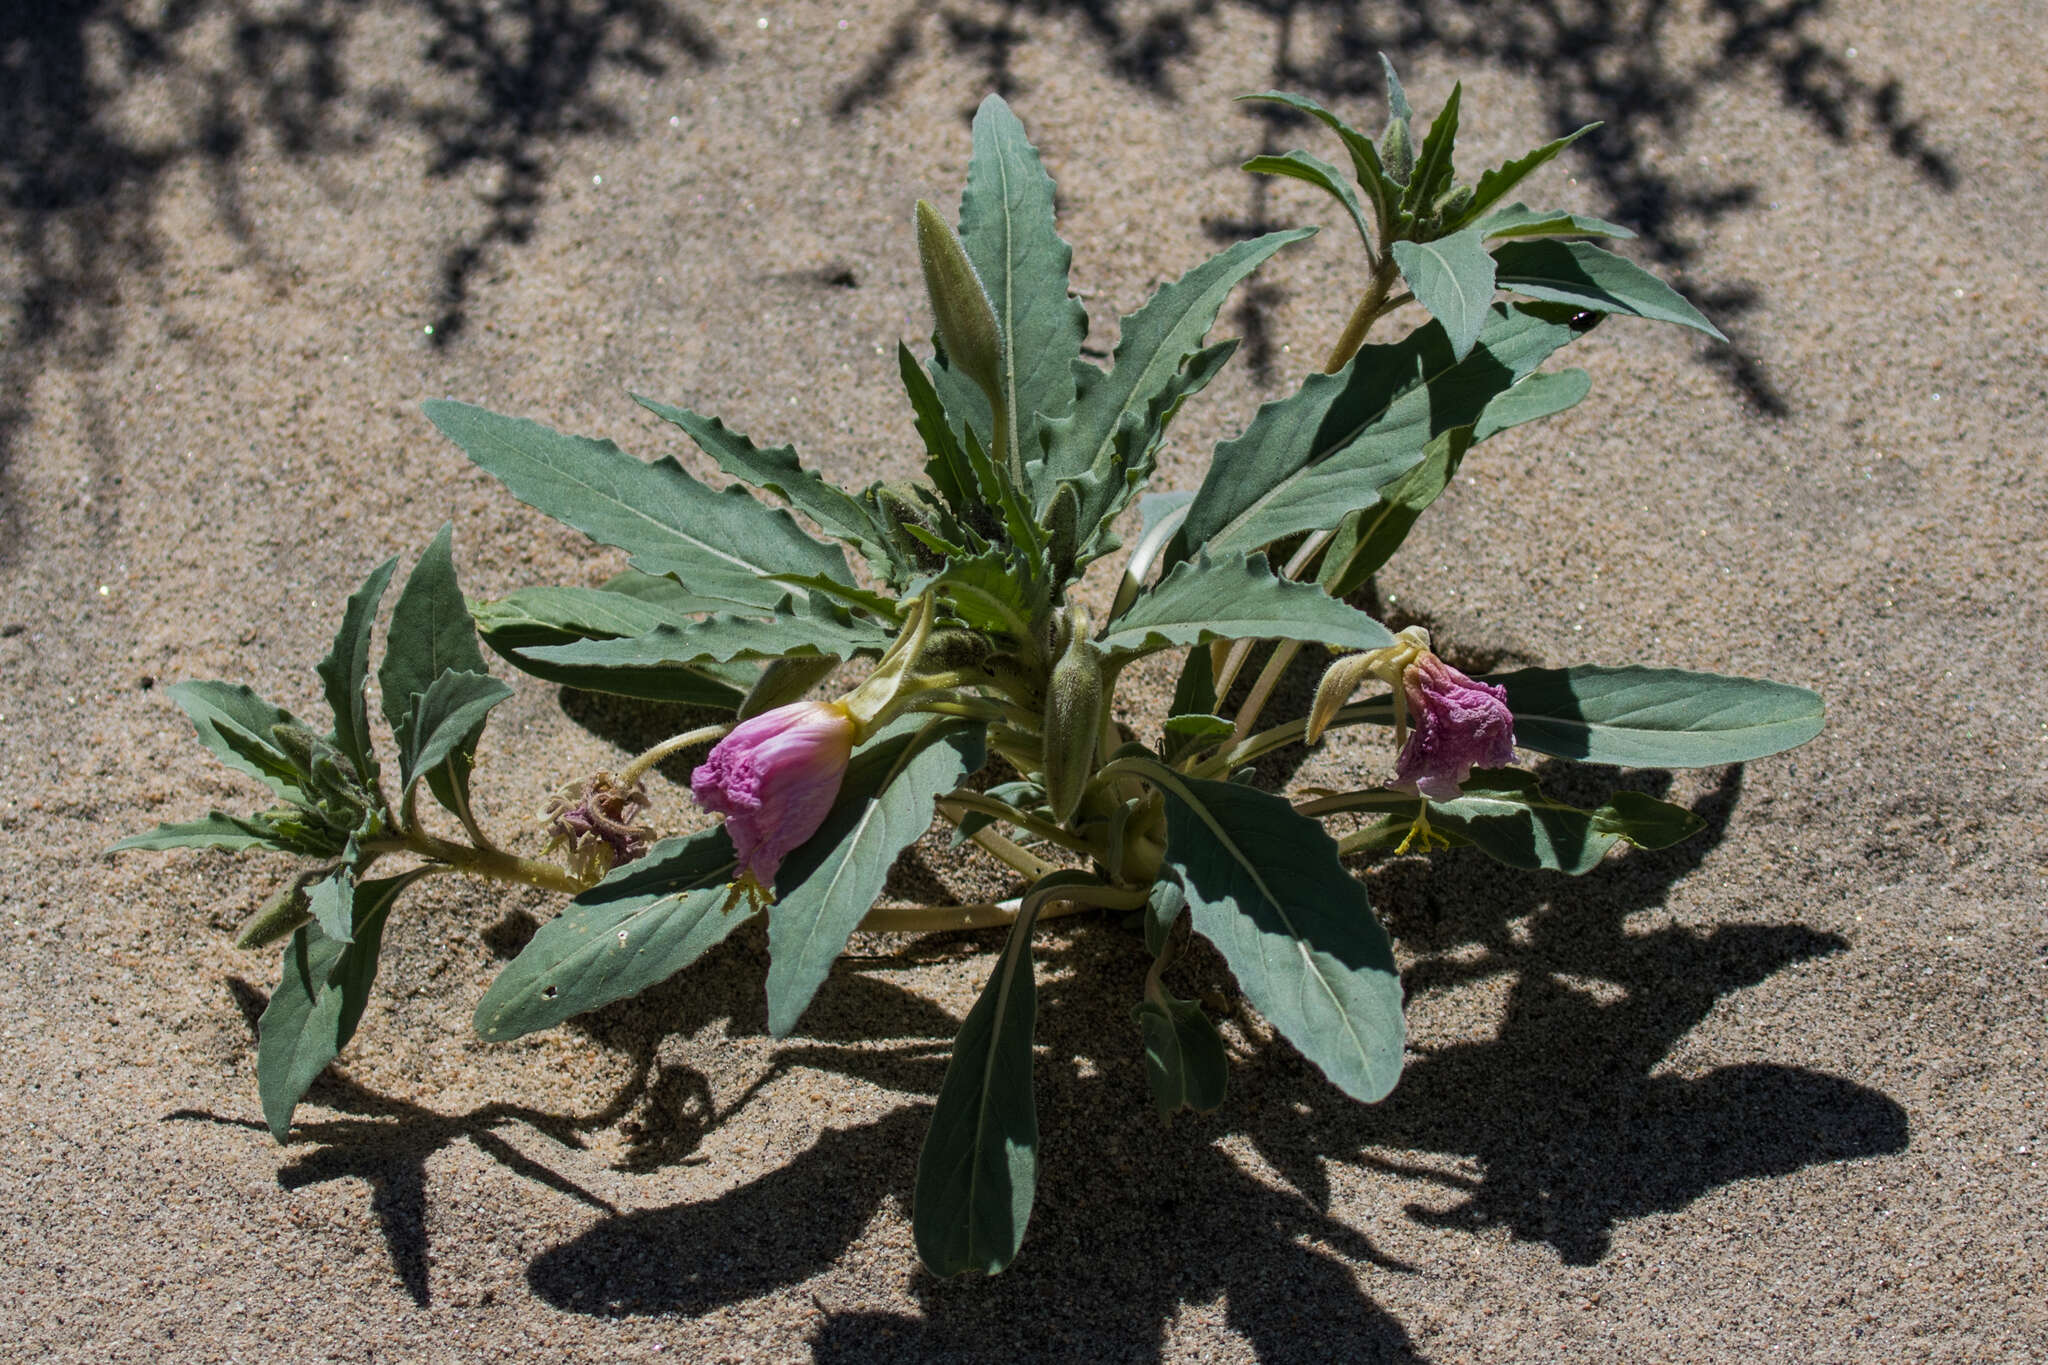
{"left": 915, "top": 199, "right": 1003, "bottom": 400}
{"left": 1041, "top": 608, "right": 1105, "bottom": 823}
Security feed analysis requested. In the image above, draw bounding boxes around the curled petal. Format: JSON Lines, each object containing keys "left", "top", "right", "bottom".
{"left": 691, "top": 700, "right": 855, "bottom": 890}
{"left": 1391, "top": 654, "right": 1516, "bottom": 802}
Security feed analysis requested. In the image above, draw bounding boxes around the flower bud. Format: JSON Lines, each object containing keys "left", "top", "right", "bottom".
{"left": 1391, "top": 654, "right": 1516, "bottom": 801}
{"left": 915, "top": 199, "right": 1003, "bottom": 400}
{"left": 1041, "top": 608, "right": 1105, "bottom": 823}
{"left": 690, "top": 700, "right": 855, "bottom": 892}
{"left": 1381, "top": 116, "right": 1415, "bottom": 186}
{"left": 1432, "top": 184, "right": 1474, "bottom": 223}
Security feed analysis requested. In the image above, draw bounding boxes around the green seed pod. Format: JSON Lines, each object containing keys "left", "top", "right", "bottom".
{"left": 1040, "top": 607, "right": 1105, "bottom": 824}
{"left": 234, "top": 865, "right": 333, "bottom": 950}
{"left": 914, "top": 199, "right": 1003, "bottom": 399}
{"left": 1381, "top": 116, "right": 1415, "bottom": 186}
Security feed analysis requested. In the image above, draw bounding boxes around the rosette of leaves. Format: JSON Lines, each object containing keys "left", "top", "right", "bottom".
{"left": 124, "top": 79, "right": 1823, "bottom": 1280}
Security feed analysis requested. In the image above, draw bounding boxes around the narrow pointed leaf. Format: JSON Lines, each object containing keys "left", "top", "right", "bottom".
{"left": 955, "top": 95, "right": 1086, "bottom": 445}
{"left": 470, "top": 585, "right": 753, "bottom": 707}
{"left": 165, "top": 681, "right": 317, "bottom": 807}
{"left": 1474, "top": 202, "right": 1633, "bottom": 241}
{"left": 1493, "top": 240, "right": 1725, "bottom": 339}
{"left": 1041, "top": 229, "right": 1312, "bottom": 499}
{"left": 423, "top": 400, "right": 853, "bottom": 610}
{"left": 1143, "top": 766, "right": 1404, "bottom": 1102}
{"left": 1316, "top": 427, "right": 1473, "bottom": 597}
{"left": 1404, "top": 81, "right": 1461, "bottom": 210}
{"left": 1100, "top": 551, "right": 1393, "bottom": 660}
{"left": 110, "top": 811, "right": 292, "bottom": 853}
{"left": 1336, "top": 770, "right": 1708, "bottom": 873}
{"left": 377, "top": 525, "right": 487, "bottom": 741}
{"left": 765, "top": 719, "right": 986, "bottom": 1037}
{"left": 912, "top": 548, "right": 1038, "bottom": 642}
{"left": 915, "top": 870, "right": 1097, "bottom": 1276}
{"left": 315, "top": 557, "right": 397, "bottom": 787}
{"left": 523, "top": 606, "right": 889, "bottom": 672}
{"left": 1180, "top": 302, "right": 1579, "bottom": 558}
{"left": 472, "top": 826, "right": 750, "bottom": 1041}
{"left": 400, "top": 669, "right": 513, "bottom": 796}
{"left": 1245, "top": 151, "right": 1370, "bottom": 247}
{"left": 1238, "top": 92, "right": 1393, "bottom": 232}
{"left": 1488, "top": 665, "right": 1825, "bottom": 766}
{"left": 898, "top": 342, "right": 979, "bottom": 515}
{"left": 1458, "top": 125, "right": 1600, "bottom": 226}
{"left": 634, "top": 397, "right": 894, "bottom": 572}
{"left": 1391, "top": 227, "right": 1496, "bottom": 359}
{"left": 257, "top": 870, "right": 416, "bottom": 1137}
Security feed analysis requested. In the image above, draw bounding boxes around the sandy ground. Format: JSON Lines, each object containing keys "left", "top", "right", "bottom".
{"left": 3, "top": 1, "right": 2044, "bottom": 1360}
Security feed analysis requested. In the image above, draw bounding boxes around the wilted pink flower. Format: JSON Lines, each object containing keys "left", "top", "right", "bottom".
{"left": 540, "top": 772, "right": 652, "bottom": 882}
{"left": 691, "top": 700, "right": 856, "bottom": 892}
{"left": 1391, "top": 653, "right": 1516, "bottom": 802}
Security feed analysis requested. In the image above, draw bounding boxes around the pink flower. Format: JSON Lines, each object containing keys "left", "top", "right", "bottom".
{"left": 1391, "top": 653, "right": 1516, "bottom": 802}
{"left": 691, "top": 700, "right": 856, "bottom": 891}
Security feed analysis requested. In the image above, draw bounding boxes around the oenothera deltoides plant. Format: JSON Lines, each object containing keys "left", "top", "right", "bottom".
{"left": 119, "top": 64, "right": 1824, "bottom": 1276}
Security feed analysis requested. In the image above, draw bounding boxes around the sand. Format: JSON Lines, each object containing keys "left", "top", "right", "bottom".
{"left": 3, "top": 1, "right": 2044, "bottom": 1360}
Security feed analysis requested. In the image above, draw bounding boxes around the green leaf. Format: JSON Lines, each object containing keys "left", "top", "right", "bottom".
{"left": 914, "top": 870, "right": 1096, "bottom": 1277}
{"left": 315, "top": 557, "right": 397, "bottom": 788}
{"left": 1099, "top": 551, "right": 1393, "bottom": 660}
{"left": 470, "top": 585, "right": 753, "bottom": 707}
{"left": 1163, "top": 713, "right": 1233, "bottom": 742}
{"left": 954, "top": 94, "right": 1086, "bottom": 458}
{"left": 1040, "top": 230, "right": 1312, "bottom": 507}
{"left": 1489, "top": 665, "right": 1825, "bottom": 767}
{"left": 912, "top": 548, "right": 1038, "bottom": 642}
{"left": 522, "top": 606, "right": 890, "bottom": 672}
{"left": 1245, "top": 151, "right": 1370, "bottom": 248}
{"left": 1593, "top": 791, "right": 1711, "bottom": 848}
{"left": 1135, "top": 996, "right": 1229, "bottom": 1119}
{"left": 379, "top": 526, "right": 491, "bottom": 818}
{"left": 1178, "top": 302, "right": 1581, "bottom": 558}
{"left": 1474, "top": 202, "right": 1633, "bottom": 242}
{"left": 472, "top": 826, "right": 749, "bottom": 1041}
{"left": 1381, "top": 55, "right": 1413, "bottom": 122}
{"left": 399, "top": 669, "right": 514, "bottom": 797}
{"left": 1316, "top": 427, "right": 1473, "bottom": 598}
{"left": 1391, "top": 227, "right": 1496, "bottom": 360}
{"left": 765, "top": 719, "right": 986, "bottom": 1037}
{"left": 109, "top": 811, "right": 291, "bottom": 853}
{"left": 257, "top": 869, "right": 418, "bottom": 1138}
{"left": 303, "top": 864, "right": 356, "bottom": 942}
{"left": 1162, "top": 645, "right": 1217, "bottom": 763}
{"left": 1471, "top": 368, "right": 1591, "bottom": 442}
{"left": 423, "top": 400, "right": 853, "bottom": 611}
{"left": 897, "top": 343, "right": 981, "bottom": 519}
{"left": 1492, "top": 240, "right": 1725, "bottom": 340}
{"left": 634, "top": 397, "right": 894, "bottom": 573}
{"left": 1238, "top": 92, "right": 1393, "bottom": 237}
{"left": 1144, "top": 765, "right": 1405, "bottom": 1102}
{"left": 1403, "top": 81, "right": 1461, "bottom": 211}
{"left": 165, "top": 681, "right": 316, "bottom": 807}
{"left": 1458, "top": 125, "right": 1600, "bottom": 227}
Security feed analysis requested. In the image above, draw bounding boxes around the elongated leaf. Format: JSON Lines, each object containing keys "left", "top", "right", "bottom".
{"left": 315, "top": 557, "right": 397, "bottom": 787}
{"left": 1040, "top": 230, "right": 1312, "bottom": 502}
{"left": 378, "top": 525, "right": 486, "bottom": 741}
{"left": 911, "top": 548, "right": 1038, "bottom": 642}
{"left": 1488, "top": 665, "right": 1825, "bottom": 766}
{"left": 955, "top": 95, "right": 1086, "bottom": 447}
{"left": 1391, "top": 228, "right": 1496, "bottom": 360}
{"left": 1135, "top": 996, "right": 1229, "bottom": 1119}
{"left": 1238, "top": 91, "right": 1392, "bottom": 235}
{"left": 400, "top": 669, "right": 513, "bottom": 795}
{"left": 898, "top": 344, "right": 980, "bottom": 517}
{"left": 304, "top": 864, "right": 355, "bottom": 942}
{"left": 634, "top": 397, "right": 893, "bottom": 571}
{"left": 166, "top": 681, "right": 316, "bottom": 806}
{"left": 1178, "top": 302, "right": 1580, "bottom": 558}
{"left": 1474, "top": 202, "right": 1633, "bottom": 241}
{"left": 1336, "top": 771, "right": 1707, "bottom": 873}
{"left": 1100, "top": 551, "right": 1393, "bottom": 660}
{"left": 473, "top": 826, "right": 748, "bottom": 1041}
{"left": 1245, "top": 151, "right": 1370, "bottom": 247}
{"left": 523, "top": 606, "right": 889, "bottom": 672}
{"left": 1316, "top": 427, "right": 1473, "bottom": 597}
{"left": 257, "top": 870, "right": 416, "bottom": 1137}
{"left": 765, "top": 719, "right": 986, "bottom": 1037}
{"left": 915, "top": 870, "right": 1097, "bottom": 1277}
{"left": 1472, "top": 367, "right": 1591, "bottom": 442}
{"left": 1493, "top": 240, "right": 1725, "bottom": 339}
{"left": 1456, "top": 125, "right": 1599, "bottom": 227}
{"left": 471, "top": 585, "right": 753, "bottom": 707}
{"left": 1404, "top": 80, "right": 1461, "bottom": 211}
{"left": 423, "top": 400, "right": 852, "bottom": 610}
{"left": 109, "top": 811, "right": 292, "bottom": 853}
{"left": 1145, "top": 766, "right": 1404, "bottom": 1102}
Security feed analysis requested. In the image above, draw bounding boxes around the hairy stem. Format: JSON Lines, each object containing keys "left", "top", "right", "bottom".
{"left": 617, "top": 721, "right": 733, "bottom": 788}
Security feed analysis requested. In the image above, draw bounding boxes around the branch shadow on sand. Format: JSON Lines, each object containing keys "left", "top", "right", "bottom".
{"left": 511, "top": 762, "right": 1905, "bottom": 1360}
{"left": 0, "top": 0, "right": 716, "bottom": 566}
{"left": 835, "top": 0, "right": 1956, "bottom": 411}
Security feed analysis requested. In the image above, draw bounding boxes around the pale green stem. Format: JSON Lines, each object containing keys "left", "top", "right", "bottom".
{"left": 1225, "top": 529, "right": 1334, "bottom": 744}
{"left": 1323, "top": 258, "right": 1402, "bottom": 375}
{"left": 938, "top": 791, "right": 1101, "bottom": 859}
{"left": 617, "top": 721, "right": 733, "bottom": 787}
{"left": 858, "top": 894, "right": 1122, "bottom": 934}
{"left": 1189, "top": 700, "right": 1394, "bottom": 779}
{"left": 361, "top": 831, "right": 588, "bottom": 895}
